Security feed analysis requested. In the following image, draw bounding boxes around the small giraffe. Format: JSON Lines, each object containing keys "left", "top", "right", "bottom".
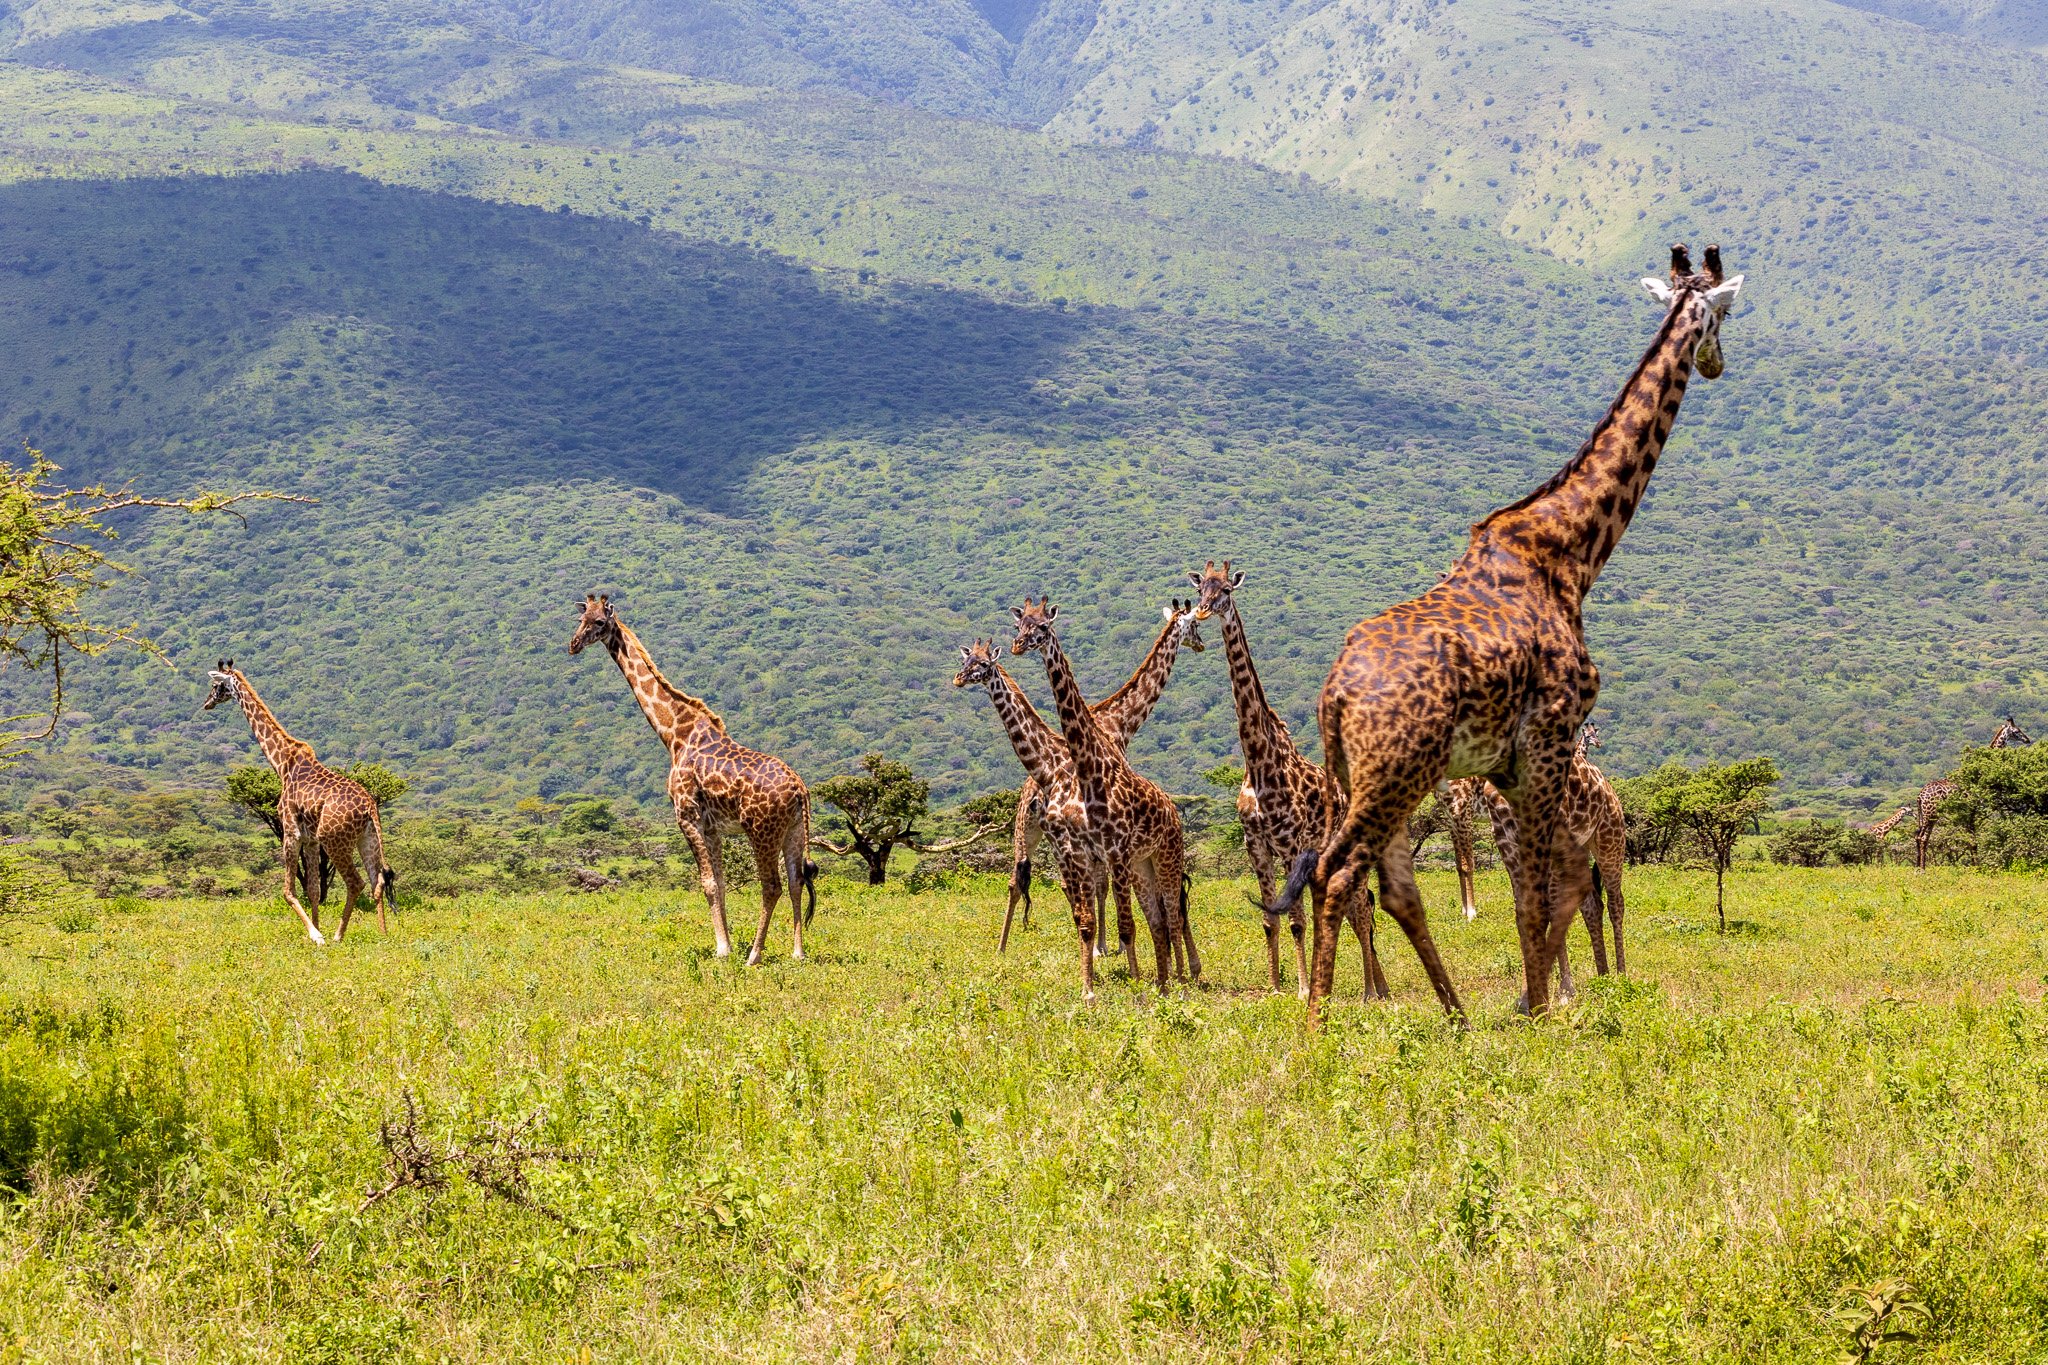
{"left": 1005, "top": 599, "right": 1206, "bottom": 966}
{"left": 569, "top": 595, "right": 815, "bottom": 963}
{"left": 1913, "top": 716, "right": 2032, "bottom": 870}
{"left": 1272, "top": 244, "right": 1743, "bottom": 1019}
{"left": 1864, "top": 805, "right": 1910, "bottom": 864}
{"left": 1189, "top": 561, "right": 1383, "bottom": 1000}
{"left": 203, "top": 661, "right": 394, "bottom": 944}
{"left": 1010, "top": 598, "right": 1194, "bottom": 1002}
{"left": 1472, "top": 721, "right": 1628, "bottom": 995}
{"left": 1444, "top": 778, "right": 1485, "bottom": 921}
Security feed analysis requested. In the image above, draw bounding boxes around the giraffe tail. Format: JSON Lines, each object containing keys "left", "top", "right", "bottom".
{"left": 364, "top": 806, "right": 398, "bottom": 905}
{"left": 1267, "top": 847, "right": 1319, "bottom": 918}
{"left": 801, "top": 859, "right": 818, "bottom": 927}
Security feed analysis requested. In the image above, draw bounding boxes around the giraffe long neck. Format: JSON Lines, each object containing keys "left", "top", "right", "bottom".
{"left": 1095, "top": 616, "right": 1186, "bottom": 747}
{"left": 606, "top": 624, "right": 722, "bottom": 758}
{"left": 1219, "top": 605, "right": 1288, "bottom": 785}
{"left": 232, "top": 674, "right": 312, "bottom": 775}
{"left": 1476, "top": 296, "right": 1710, "bottom": 599}
{"left": 1040, "top": 633, "right": 1117, "bottom": 804}
{"left": 982, "top": 666, "right": 1071, "bottom": 792}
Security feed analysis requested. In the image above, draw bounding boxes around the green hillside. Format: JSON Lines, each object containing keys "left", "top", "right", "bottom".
{"left": 0, "top": 0, "right": 2042, "bottom": 820}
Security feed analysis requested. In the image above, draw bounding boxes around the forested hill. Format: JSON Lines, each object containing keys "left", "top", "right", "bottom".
{"left": 0, "top": 0, "right": 2042, "bottom": 817}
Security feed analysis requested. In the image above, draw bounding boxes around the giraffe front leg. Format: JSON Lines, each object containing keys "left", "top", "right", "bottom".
{"left": 1115, "top": 878, "right": 1142, "bottom": 982}
{"left": 678, "top": 820, "right": 731, "bottom": 957}
{"left": 1580, "top": 872, "right": 1611, "bottom": 976}
{"left": 330, "top": 839, "right": 366, "bottom": 944}
{"left": 744, "top": 851, "right": 784, "bottom": 968}
{"left": 280, "top": 826, "right": 325, "bottom": 946}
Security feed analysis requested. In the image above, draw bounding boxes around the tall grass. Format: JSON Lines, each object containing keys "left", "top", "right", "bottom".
{"left": 2, "top": 866, "right": 2045, "bottom": 1360}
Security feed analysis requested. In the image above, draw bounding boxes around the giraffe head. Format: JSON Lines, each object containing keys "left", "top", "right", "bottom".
{"left": 1993, "top": 715, "right": 2034, "bottom": 748}
{"left": 1008, "top": 596, "right": 1061, "bottom": 657}
{"left": 202, "top": 659, "right": 241, "bottom": 711}
{"left": 952, "top": 639, "right": 1002, "bottom": 689}
{"left": 1638, "top": 243, "right": 1744, "bottom": 379}
{"left": 568, "top": 593, "right": 620, "bottom": 655}
{"left": 1187, "top": 560, "right": 1247, "bottom": 624}
{"left": 1165, "top": 597, "right": 1207, "bottom": 652}
{"left": 1578, "top": 719, "right": 1603, "bottom": 755}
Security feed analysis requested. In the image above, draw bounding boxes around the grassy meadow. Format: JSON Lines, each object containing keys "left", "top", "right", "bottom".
{"left": 4, "top": 866, "right": 2048, "bottom": 1361}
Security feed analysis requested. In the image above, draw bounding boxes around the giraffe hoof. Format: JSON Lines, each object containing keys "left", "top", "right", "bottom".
{"left": 1464, "top": 907, "right": 1477, "bottom": 922}
{"left": 791, "top": 948, "right": 804, "bottom": 962}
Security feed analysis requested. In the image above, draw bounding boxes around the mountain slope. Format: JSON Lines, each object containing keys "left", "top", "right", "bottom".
{"left": 1, "top": 5, "right": 2042, "bottom": 820}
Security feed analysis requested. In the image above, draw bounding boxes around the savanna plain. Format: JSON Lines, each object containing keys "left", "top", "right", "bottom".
{"left": 5, "top": 867, "right": 2048, "bottom": 1363}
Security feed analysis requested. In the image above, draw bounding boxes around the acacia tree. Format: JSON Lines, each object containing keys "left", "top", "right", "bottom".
{"left": 0, "top": 444, "right": 304, "bottom": 762}
{"left": 1649, "top": 757, "right": 1780, "bottom": 932}
{"left": 812, "top": 754, "right": 1002, "bottom": 884}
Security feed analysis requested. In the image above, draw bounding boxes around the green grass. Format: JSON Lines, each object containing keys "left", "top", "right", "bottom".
{"left": 5, "top": 865, "right": 2048, "bottom": 1360}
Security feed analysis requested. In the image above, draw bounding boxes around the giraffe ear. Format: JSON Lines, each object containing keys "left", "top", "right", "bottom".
{"left": 1010, "top": 605, "right": 1026, "bottom": 621}
{"left": 1640, "top": 277, "right": 1675, "bottom": 304}
{"left": 1045, "top": 603, "right": 1058, "bottom": 622}
{"left": 1704, "top": 275, "right": 1744, "bottom": 309}
{"left": 1186, "top": 571, "right": 1202, "bottom": 587}
{"left": 1229, "top": 570, "right": 1246, "bottom": 590}
{"left": 1162, "top": 604, "right": 1175, "bottom": 621}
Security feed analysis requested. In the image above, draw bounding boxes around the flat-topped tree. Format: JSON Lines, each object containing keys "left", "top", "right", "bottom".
{"left": 568, "top": 594, "right": 815, "bottom": 964}
{"left": 1189, "top": 561, "right": 1381, "bottom": 1000}
{"left": 1004, "top": 598, "right": 1206, "bottom": 960}
{"left": 203, "top": 662, "right": 395, "bottom": 944}
{"left": 1274, "top": 244, "right": 1744, "bottom": 1020}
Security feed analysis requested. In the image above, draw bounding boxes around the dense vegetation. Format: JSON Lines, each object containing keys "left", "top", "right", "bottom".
{"left": 4, "top": 864, "right": 2048, "bottom": 1359}
{"left": 0, "top": 0, "right": 2042, "bottom": 828}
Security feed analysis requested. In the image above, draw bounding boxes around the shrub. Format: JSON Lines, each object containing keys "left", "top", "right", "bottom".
{"left": 1978, "top": 815, "right": 2048, "bottom": 871}
{"left": 1769, "top": 820, "right": 1845, "bottom": 867}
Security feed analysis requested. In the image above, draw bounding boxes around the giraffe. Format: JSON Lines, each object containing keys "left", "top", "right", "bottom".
{"left": 1864, "top": 805, "right": 1910, "bottom": 865}
{"left": 1009, "top": 598, "right": 1194, "bottom": 1002}
{"left": 1445, "top": 778, "right": 1485, "bottom": 921}
{"left": 569, "top": 595, "right": 815, "bottom": 964}
{"left": 1271, "top": 243, "right": 1744, "bottom": 1019}
{"left": 1004, "top": 599, "right": 1206, "bottom": 966}
{"left": 1471, "top": 720, "right": 1629, "bottom": 988}
{"left": 203, "top": 661, "right": 394, "bottom": 945}
{"left": 1188, "top": 561, "right": 1384, "bottom": 999}
{"left": 1913, "top": 716, "right": 2031, "bottom": 870}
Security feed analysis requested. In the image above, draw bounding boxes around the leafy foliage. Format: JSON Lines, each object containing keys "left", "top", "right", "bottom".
{"left": 814, "top": 753, "right": 930, "bottom": 886}
{"left": 1647, "top": 758, "right": 1783, "bottom": 931}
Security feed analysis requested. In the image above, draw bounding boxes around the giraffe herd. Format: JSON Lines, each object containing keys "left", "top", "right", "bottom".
{"left": 193, "top": 243, "right": 2031, "bottom": 1017}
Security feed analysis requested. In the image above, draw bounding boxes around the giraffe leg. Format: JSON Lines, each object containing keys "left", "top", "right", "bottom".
{"left": 1068, "top": 860, "right": 1099, "bottom": 1005}
{"left": 1335, "top": 876, "right": 1387, "bottom": 1002}
{"left": 1450, "top": 789, "right": 1480, "bottom": 921}
{"left": 279, "top": 820, "right": 325, "bottom": 946}
{"left": 329, "top": 836, "right": 366, "bottom": 944}
{"left": 1605, "top": 862, "right": 1626, "bottom": 975}
{"left": 358, "top": 820, "right": 392, "bottom": 935}
{"left": 679, "top": 821, "right": 731, "bottom": 957}
{"left": 1373, "top": 840, "right": 1458, "bottom": 1017}
{"left": 744, "top": 833, "right": 786, "bottom": 967}
{"left": 1002, "top": 807, "right": 1041, "bottom": 951}
{"left": 1115, "top": 878, "right": 1142, "bottom": 981}
{"left": 1580, "top": 868, "right": 1611, "bottom": 976}
{"left": 1130, "top": 860, "right": 1173, "bottom": 994}
{"left": 1255, "top": 860, "right": 1285, "bottom": 995}
{"left": 783, "top": 826, "right": 808, "bottom": 963}
{"left": 1292, "top": 864, "right": 1318, "bottom": 1001}
{"left": 1534, "top": 814, "right": 1595, "bottom": 1013}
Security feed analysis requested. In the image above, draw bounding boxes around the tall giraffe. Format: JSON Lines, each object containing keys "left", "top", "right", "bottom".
{"left": 1189, "top": 561, "right": 1383, "bottom": 999}
{"left": 1005, "top": 599, "right": 1206, "bottom": 960}
{"left": 203, "top": 661, "right": 394, "bottom": 945}
{"left": 956, "top": 640, "right": 1129, "bottom": 984}
{"left": 569, "top": 595, "right": 815, "bottom": 963}
{"left": 1273, "top": 244, "right": 1744, "bottom": 1019}
{"left": 1913, "top": 715, "right": 2032, "bottom": 869}
{"left": 1472, "top": 720, "right": 1629, "bottom": 988}
{"left": 1010, "top": 598, "right": 1193, "bottom": 1002}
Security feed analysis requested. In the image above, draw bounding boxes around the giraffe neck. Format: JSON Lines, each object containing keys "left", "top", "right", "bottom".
{"left": 605, "top": 624, "right": 722, "bottom": 758}
{"left": 1218, "top": 604, "right": 1289, "bottom": 787}
{"left": 231, "top": 674, "right": 313, "bottom": 775}
{"left": 1475, "top": 295, "right": 1711, "bottom": 599}
{"left": 1039, "top": 633, "right": 1117, "bottom": 803}
{"left": 1095, "top": 615, "right": 1187, "bottom": 745}
{"left": 981, "top": 666, "right": 1071, "bottom": 792}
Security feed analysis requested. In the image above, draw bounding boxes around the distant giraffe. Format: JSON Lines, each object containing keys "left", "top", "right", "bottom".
{"left": 1864, "top": 805, "right": 1910, "bottom": 864}
{"left": 1271, "top": 244, "right": 1744, "bottom": 1019}
{"left": 569, "top": 595, "right": 815, "bottom": 963}
{"left": 1913, "top": 716, "right": 2032, "bottom": 870}
{"left": 1011, "top": 598, "right": 1194, "bottom": 1001}
{"left": 1445, "top": 778, "right": 1485, "bottom": 921}
{"left": 1005, "top": 599, "right": 1206, "bottom": 966}
{"left": 1472, "top": 721, "right": 1628, "bottom": 996}
{"left": 1189, "top": 561, "right": 1383, "bottom": 1000}
{"left": 203, "top": 661, "right": 394, "bottom": 945}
